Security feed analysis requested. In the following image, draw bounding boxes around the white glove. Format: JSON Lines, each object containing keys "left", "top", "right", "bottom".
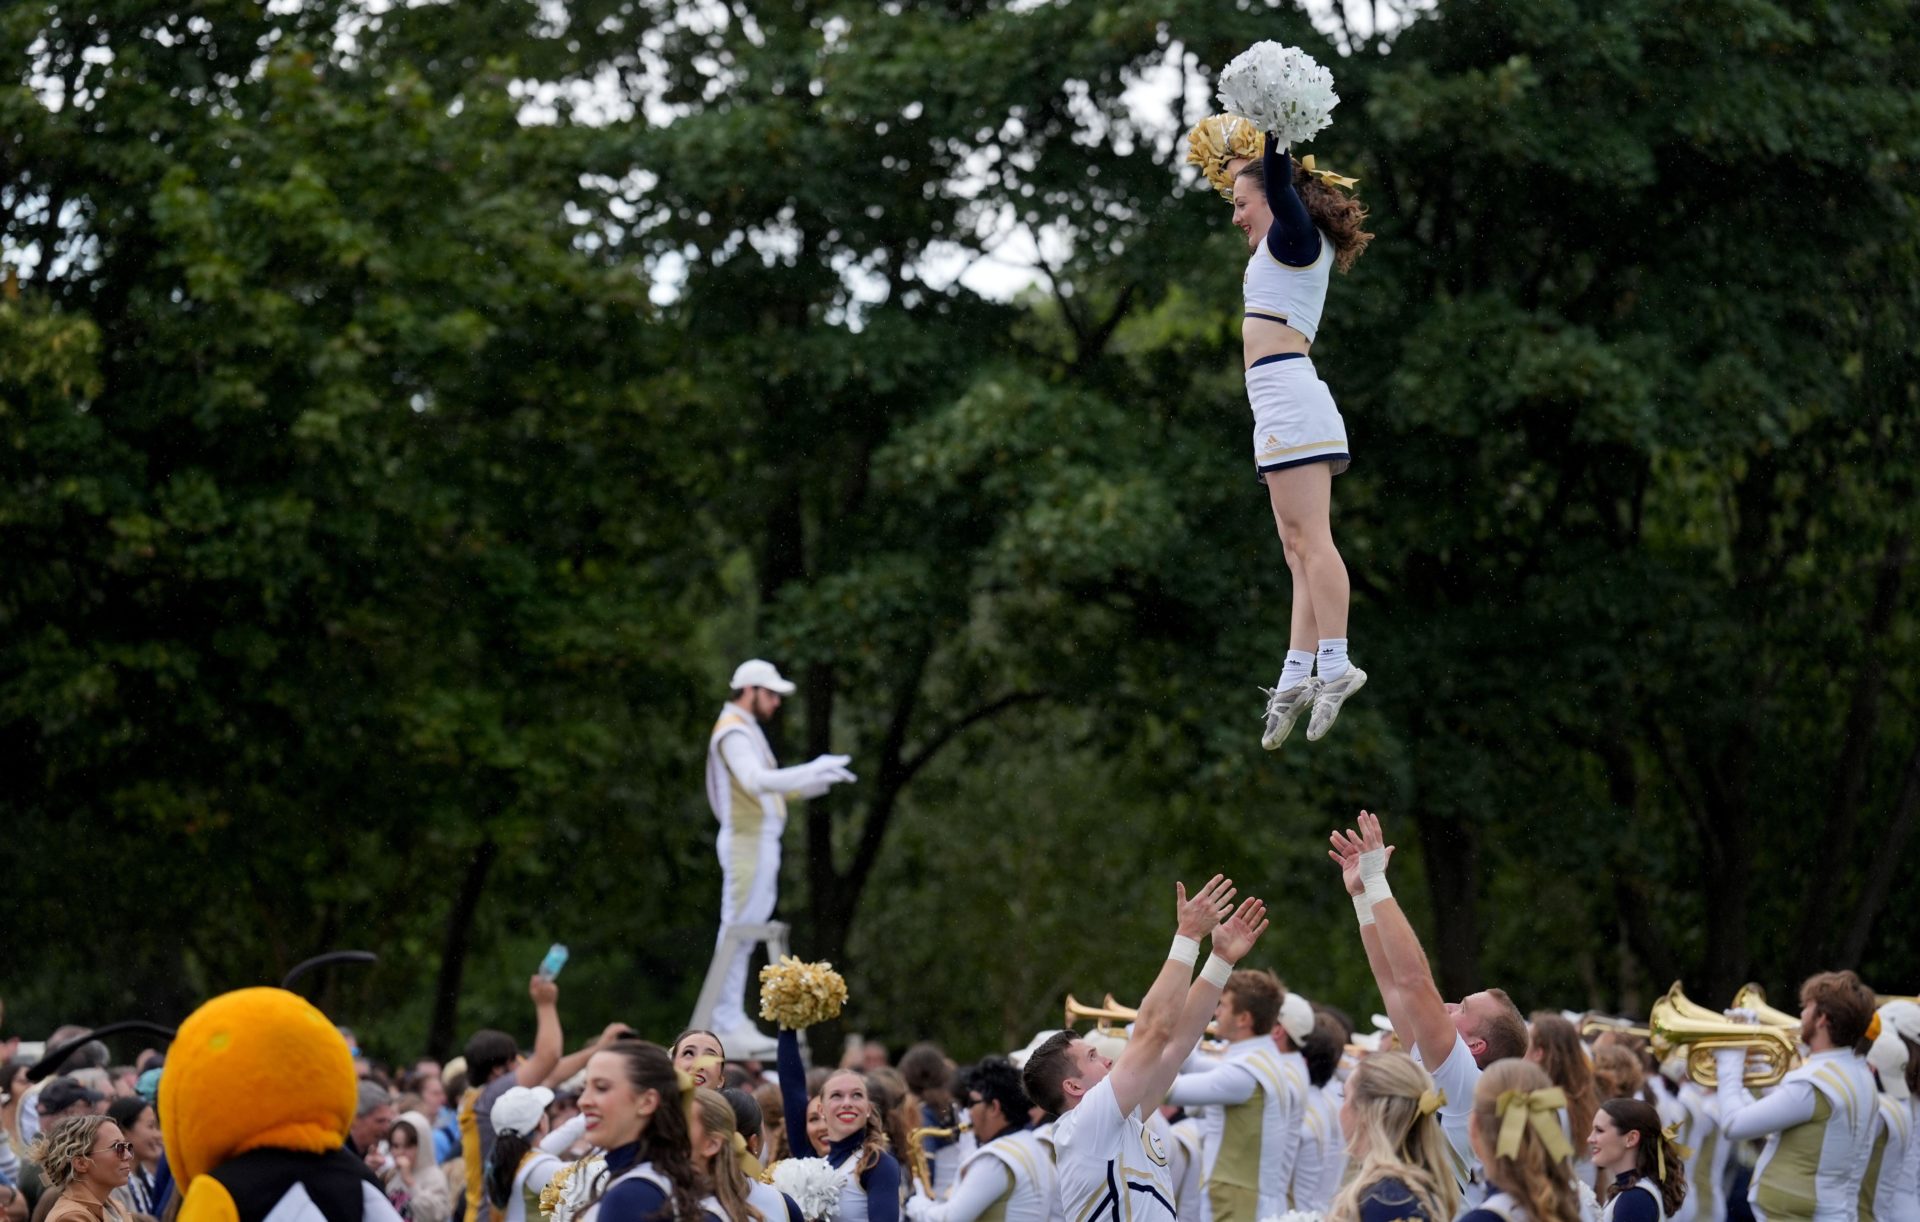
{"left": 1712, "top": 1047, "right": 1751, "bottom": 1088}
{"left": 807, "top": 753, "right": 857, "bottom": 785}
{"left": 905, "top": 1194, "right": 934, "bottom": 1222}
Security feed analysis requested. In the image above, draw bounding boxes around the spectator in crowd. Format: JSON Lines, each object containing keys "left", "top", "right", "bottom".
{"left": 20, "top": 1032, "right": 110, "bottom": 1148}
{"left": 349, "top": 1082, "right": 398, "bottom": 1160}
{"left": 3, "top": 1058, "right": 32, "bottom": 1186}
{"left": 30, "top": 1116, "right": 131, "bottom": 1222}
{"left": 378, "top": 1112, "right": 451, "bottom": 1222}
{"left": 101, "top": 1100, "right": 157, "bottom": 1221}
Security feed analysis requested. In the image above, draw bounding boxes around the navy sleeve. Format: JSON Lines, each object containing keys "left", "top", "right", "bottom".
{"left": 599, "top": 1179, "right": 668, "bottom": 1222}
{"left": 1262, "top": 140, "right": 1321, "bottom": 267}
{"left": 782, "top": 1194, "right": 804, "bottom": 1222}
{"left": 777, "top": 1029, "right": 818, "bottom": 1158}
{"left": 860, "top": 1154, "right": 901, "bottom": 1222}
{"left": 1610, "top": 1191, "right": 1661, "bottom": 1222}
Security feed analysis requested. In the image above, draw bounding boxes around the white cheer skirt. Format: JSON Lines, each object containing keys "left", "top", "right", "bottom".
{"left": 1245, "top": 353, "right": 1350, "bottom": 477}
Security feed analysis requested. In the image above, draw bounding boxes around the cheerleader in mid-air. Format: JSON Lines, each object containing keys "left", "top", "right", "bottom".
{"left": 1186, "top": 46, "right": 1373, "bottom": 750}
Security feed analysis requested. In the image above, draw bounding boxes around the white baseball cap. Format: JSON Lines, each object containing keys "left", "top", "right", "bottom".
{"left": 490, "top": 1085, "right": 555, "bottom": 1138}
{"left": 730, "top": 659, "right": 796, "bottom": 695}
{"left": 1279, "top": 992, "right": 1316, "bottom": 1043}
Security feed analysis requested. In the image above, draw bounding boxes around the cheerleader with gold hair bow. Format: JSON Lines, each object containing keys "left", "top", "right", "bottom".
{"left": 1324, "top": 1051, "right": 1461, "bottom": 1222}
{"left": 1185, "top": 41, "right": 1378, "bottom": 752}
{"left": 1461, "top": 1062, "right": 1584, "bottom": 1222}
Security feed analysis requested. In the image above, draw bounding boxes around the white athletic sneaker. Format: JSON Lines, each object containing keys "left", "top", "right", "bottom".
{"left": 1260, "top": 679, "right": 1322, "bottom": 751}
{"left": 1305, "top": 668, "right": 1367, "bottom": 741}
{"left": 713, "top": 1023, "right": 780, "bottom": 1060}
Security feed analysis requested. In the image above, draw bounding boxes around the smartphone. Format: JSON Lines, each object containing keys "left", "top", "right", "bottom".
{"left": 538, "top": 943, "right": 569, "bottom": 981}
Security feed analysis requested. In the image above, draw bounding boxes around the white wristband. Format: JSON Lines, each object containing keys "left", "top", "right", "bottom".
{"left": 1167, "top": 935, "right": 1200, "bottom": 966}
{"left": 1353, "top": 894, "right": 1376, "bottom": 926}
{"left": 1200, "top": 953, "right": 1233, "bottom": 987}
{"left": 1358, "top": 848, "right": 1392, "bottom": 907}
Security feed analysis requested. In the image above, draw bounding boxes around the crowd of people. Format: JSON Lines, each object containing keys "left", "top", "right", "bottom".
{"left": 3, "top": 814, "right": 1916, "bottom": 1222}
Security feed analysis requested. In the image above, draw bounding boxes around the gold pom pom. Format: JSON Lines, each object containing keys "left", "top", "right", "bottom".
{"left": 1184, "top": 114, "right": 1266, "bottom": 199}
{"left": 759, "top": 956, "right": 849, "bottom": 1030}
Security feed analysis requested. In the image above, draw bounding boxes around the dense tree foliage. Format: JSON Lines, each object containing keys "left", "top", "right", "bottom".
{"left": 4, "top": 0, "right": 1915, "bottom": 1060}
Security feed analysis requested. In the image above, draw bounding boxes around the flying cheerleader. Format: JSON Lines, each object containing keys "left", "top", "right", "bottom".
{"left": 1186, "top": 44, "right": 1374, "bottom": 750}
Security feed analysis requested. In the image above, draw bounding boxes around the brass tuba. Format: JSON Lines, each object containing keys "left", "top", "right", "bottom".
{"left": 1649, "top": 981, "right": 1800, "bottom": 1087}
{"left": 1730, "top": 983, "right": 1803, "bottom": 1031}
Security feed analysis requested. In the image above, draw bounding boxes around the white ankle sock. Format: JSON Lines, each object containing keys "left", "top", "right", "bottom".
{"left": 1280, "top": 649, "right": 1315, "bottom": 689}
{"left": 1317, "top": 638, "right": 1350, "bottom": 683}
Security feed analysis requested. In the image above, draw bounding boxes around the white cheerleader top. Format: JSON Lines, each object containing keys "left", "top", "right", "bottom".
{"left": 1243, "top": 230, "right": 1334, "bottom": 343}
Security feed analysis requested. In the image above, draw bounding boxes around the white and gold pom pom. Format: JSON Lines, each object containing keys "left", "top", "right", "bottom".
{"left": 1216, "top": 42, "right": 1339, "bottom": 148}
{"left": 1185, "top": 114, "right": 1266, "bottom": 198}
{"left": 768, "top": 1157, "right": 847, "bottom": 1221}
{"left": 758, "top": 955, "right": 849, "bottom": 1030}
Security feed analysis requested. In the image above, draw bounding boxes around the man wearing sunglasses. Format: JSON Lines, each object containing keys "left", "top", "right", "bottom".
{"left": 906, "top": 1058, "right": 1056, "bottom": 1222}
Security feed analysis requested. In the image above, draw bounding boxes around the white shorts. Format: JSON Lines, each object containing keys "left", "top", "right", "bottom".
{"left": 1246, "top": 353, "right": 1350, "bottom": 478}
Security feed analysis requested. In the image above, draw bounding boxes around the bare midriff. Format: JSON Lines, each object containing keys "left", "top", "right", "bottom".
{"left": 1243, "top": 315, "right": 1310, "bottom": 369}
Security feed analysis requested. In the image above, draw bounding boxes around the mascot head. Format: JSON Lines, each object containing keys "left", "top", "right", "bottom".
{"left": 161, "top": 988, "right": 358, "bottom": 1185}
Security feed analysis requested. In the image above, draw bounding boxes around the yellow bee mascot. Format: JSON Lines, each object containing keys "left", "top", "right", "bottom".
{"left": 162, "top": 988, "right": 404, "bottom": 1222}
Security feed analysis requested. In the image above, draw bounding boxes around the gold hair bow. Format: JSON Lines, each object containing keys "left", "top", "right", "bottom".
{"left": 1867, "top": 1013, "right": 1883, "bottom": 1042}
{"left": 1656, "top": 1122, "right": 1693, "bottom": 1181}
{"left": 733, "top": 1131, "right": 763, "bottom": 1180}
{"left": 1495, "top": 1087, "right": 1571, "bottom": 1162}
{"left": 1297, "top": 155, "right": 1359, "bottom": 191}
{"left": 1418, "top": 1089, "right": 1446, "bottom": 1116}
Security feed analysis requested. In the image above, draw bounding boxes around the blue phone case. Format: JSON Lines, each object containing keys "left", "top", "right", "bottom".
{"left": 538, "top": 943, "right": 569, "bottom": 980}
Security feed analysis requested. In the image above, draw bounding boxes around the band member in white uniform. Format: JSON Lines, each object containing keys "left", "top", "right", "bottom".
{"left": 703, "top": 659, "right": 857, "bottom": 1057}
{"left": 1861, "top": 1002, "right": 1919, "bottom": 1222}
{"left": 907, "top": 1059, "right": 1056, "bottom": 1222}
{"left": 1330, "top": 812, "right": 1530, "bottom": 1204}
{"left": 1714, "top": 971, "right": 1880, "bottom": 1222}
{"left": 1162, "top": 971, "right": 1305, "bottom": 1222}
{"left": 1022, "top": 877, "right": 1269, "bottom": 1222}
{"left": 1290, "top": 1007, "right": 1346, "bottom": 1212}
{"left": 1667, "top": 1075, "right": 1726, "bottom": 1222}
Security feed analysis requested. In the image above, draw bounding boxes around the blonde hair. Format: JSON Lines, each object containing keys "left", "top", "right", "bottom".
{"left": 29, "top": 1115, "right": 114, "bottom": 1189}
{"left": 691, "top": 1088, "right": 763, "bottom": 1222}
{"left": 1472, "top": 1061, "right": 1581, "bottom": 1222}
{"left": 1326, "top": 1053, "right": 1461, "bottom": 1222}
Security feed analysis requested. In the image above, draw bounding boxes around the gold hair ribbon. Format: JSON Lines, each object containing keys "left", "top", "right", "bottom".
{"left": 1656, "top": 1122, "right": 1693, "bottom": 1181}
{"left": 1495, "top": 1087, "right": 1572, "bottom": 1162}
{"left": 676, "top": 1067, "right": 698, "bottom": 1124}
{"left": 733, "top": 1131, "right": 763, "bottom": 1181}
{"left": 1867, "top": 1013, "right": 1883, "bottom": 1042}
{"left": 1297, "top": 155, "right": 1359, "bottom": 191}
{"left": 1418, "top": 1089, "right": 1446, "bottom": 1116}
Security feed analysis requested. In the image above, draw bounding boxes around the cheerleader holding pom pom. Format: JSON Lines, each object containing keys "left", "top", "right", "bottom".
{"left": 1192, "top": 42, "right": 1374, "bottom": 750}
{"left": 763, "top": 959, "right": 902, "bottom": 1222}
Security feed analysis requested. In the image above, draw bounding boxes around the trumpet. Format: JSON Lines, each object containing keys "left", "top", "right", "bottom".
{"left": 1730, "top": 983, "right": 1802, "bottom": 1030}
{"left": 1062, "top": 993, "right": 1225, "bottom": 1047}
{"left": 1649, "top": 981, "right": 1800, "bottom": 1088}
{"left": 1579, "top": 1012, "right": 1652, "bottom": 1040}
{"left": 1063, "top": 994, "right": 1138, "bottom": 1032}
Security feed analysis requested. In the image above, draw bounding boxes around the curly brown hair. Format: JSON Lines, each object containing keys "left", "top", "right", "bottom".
{"left": 1235, "top": 162, "right": 1374, "bottom": 272}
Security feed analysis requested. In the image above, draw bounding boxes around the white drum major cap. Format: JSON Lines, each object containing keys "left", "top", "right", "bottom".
{"left": 730, "top": 658, "right": 797, "bottom": 694}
